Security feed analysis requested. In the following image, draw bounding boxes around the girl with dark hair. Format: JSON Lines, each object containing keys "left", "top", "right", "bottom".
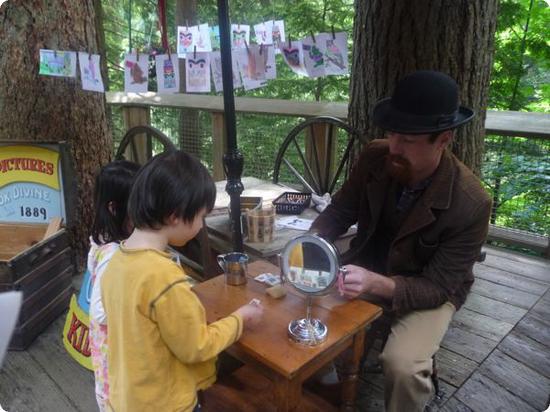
{"left": 88, "top": 160, "right": 140, "bottom": 412}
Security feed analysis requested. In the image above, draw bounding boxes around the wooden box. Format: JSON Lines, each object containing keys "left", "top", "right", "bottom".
{"left": 0, "top": 141, "right": 76, "bottom": 349}
{"left": 0, "top": 223, "right": 74, "bottom": 350}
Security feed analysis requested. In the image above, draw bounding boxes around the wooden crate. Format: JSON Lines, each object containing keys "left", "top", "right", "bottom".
{"left": 0, "top": 223, "right": 74, "bottom": 350}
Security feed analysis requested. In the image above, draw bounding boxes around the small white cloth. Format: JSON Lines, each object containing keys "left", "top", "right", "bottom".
{"left": 311, "top": 192, "right": 331, "bottom": 213}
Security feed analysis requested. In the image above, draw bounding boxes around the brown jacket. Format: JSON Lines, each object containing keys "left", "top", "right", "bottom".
{"left": 311, "top": 140, "right": 492, "bottom": 314}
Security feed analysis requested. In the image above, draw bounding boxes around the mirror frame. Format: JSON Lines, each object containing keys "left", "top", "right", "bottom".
{"left": 281, "top": 234, "right": 340, "bottom": 296}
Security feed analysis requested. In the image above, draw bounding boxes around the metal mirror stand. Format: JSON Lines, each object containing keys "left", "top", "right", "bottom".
{"left": 280, "top": 234, "right": 340, "bottom": 346}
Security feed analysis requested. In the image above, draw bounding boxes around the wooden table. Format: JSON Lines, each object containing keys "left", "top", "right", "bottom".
{"left": 207, "top": 178, "right": 355, "bottom": 261}
{"left": 193, "top": 260, "right": 382, "bottom": 411}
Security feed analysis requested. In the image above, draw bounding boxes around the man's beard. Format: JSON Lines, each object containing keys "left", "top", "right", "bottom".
{"left": 385, "top": 154, "right": 413, "bottom": 186}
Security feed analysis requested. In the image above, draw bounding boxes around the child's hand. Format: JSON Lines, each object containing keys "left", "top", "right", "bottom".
{"left": 235, "top": 299, "right": 264, "bottom": 329}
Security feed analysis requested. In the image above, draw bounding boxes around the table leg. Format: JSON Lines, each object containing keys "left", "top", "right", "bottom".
{"left": 340, "top": 329, "right": 365, "bottom": 411}
{"left": 273, "top": 374, "right": 302, "bottom": 412}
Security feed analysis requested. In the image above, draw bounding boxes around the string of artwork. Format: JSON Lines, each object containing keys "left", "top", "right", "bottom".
{"left": 38, "top": 20, "right": 349, "bottom": 94}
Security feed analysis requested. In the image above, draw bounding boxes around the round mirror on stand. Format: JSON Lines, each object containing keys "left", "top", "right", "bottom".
{"left": 280, "top": 234, "right": 342, "bottom": 346}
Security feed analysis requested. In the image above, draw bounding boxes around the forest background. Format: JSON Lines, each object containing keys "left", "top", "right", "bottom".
{"left": 101, "top": 0, "right": 549, "bottom": 239}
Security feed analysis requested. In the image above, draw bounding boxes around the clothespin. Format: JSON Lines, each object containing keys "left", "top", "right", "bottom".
{"left": 259, "top": 43, "right": 263, "bottom": 55}
{"left": 310, "top": 31, "right": 316, "bottom": 43}
{"left": 193, "top": 45, "right": 196, "bottom": 59}
{"left": 244, "top": 40, "right": 251, "bottom": 55}
{"left": 186, "top": 20, "right": 189, "bottom": 31}
{"left": 135, "top": 48, "right": 139, "bottom": 61}
{"left": 53, "top": 50, "right": 57, "bottom": 58}
{"left": 288, "top": 35, "right": 291, "bottom": 48}
{"left": 331, "top": 25, "right": 336, "bottom": 39}
{"left": 167, "top": 44, "right": 171, "bottom": 60}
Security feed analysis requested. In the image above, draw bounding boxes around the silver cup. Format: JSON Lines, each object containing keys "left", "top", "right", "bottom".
{"left": 217, "top": 252, "right": 249, "bottom": 286}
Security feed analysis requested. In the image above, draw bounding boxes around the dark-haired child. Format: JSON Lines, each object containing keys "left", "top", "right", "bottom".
{"left": 101, "top": 150, "right": 263, "bottom": 412}
{"left": 88, "top": 160, "right": 140, "bottom": 412}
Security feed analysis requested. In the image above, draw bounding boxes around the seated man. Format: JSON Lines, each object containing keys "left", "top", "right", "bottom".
{"left": 310, "top": 70, "right": 492, "bottom": 412}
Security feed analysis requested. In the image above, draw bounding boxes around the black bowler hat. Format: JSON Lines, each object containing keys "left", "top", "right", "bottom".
{"left": 373, "top": 70, "right": 474, "bottom": 135}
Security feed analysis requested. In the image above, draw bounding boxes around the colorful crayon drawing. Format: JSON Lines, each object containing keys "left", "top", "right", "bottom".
{"left": 79, "top": 52, "right": 104, "bottom": 92}
{"left": 39, "top": 50, "right": 76, "bottom": 77}
{"left": 163, "top": 58, "right": 176, "bottom": 89}
{"left": 325, "top": 39, "right": 345, "bottom": 69}
{"left": 186, "top": 52, "right": 210, "bottom": 93}
{"left": 283, "top": 47, "right": 300, "bottom": 67}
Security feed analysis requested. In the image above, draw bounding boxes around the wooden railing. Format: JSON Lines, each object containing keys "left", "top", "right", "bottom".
{"left": 106, "top": 92, "right": 550, "bottom": 257}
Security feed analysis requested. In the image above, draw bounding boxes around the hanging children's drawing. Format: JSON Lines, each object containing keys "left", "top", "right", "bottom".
{"left": 254, "top": 22, "right": 273, "bottom": 46}
{"left": 280, "top": 40, "right": 308, "bottom": 76}
{"left": 210, "top": 51, "right": 243, "bottom": 93}
{"left": 177, "top": 25, "right": 199, "bottom": 57}
{"left": 302, "top": 37, "right": 325, "bottom": 78}
{"left": 155, "top": 54, "right": 180, "bottom": 94}
{"left": 78, "top": 53, "right": 105, "bottom": 92}
{"left": 195, "top": 23, "right": 213, "bottom": 52}
{"left": 39, "top": 49, "right": 77, "bottom": 77}
{"left": 231, "top": 24, "right": 250, "bottom": 49}
{"left": 235, "top": 47, "right": 267, "bottom": 91}
{"left": 318, "top": 32, "right": 349, "bottom": 75}
{"left": 186, "top": 52, "right": 211, "bottom": 93}
{"left": 265, "top": 20, "right": 285, "bottom": 53}
{"left": 124, "top": 52, "right": 149, "bottom": 93}
{"left": 210, "top": 25, "right": 221, "bottom": 50}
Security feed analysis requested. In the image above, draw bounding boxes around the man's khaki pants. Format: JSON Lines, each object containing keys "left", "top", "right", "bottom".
{"left": 379, "top": 302, "right": 455, "bottom": 412}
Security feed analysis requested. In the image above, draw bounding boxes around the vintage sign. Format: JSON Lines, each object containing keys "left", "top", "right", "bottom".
{"left": 0, "top": 144, "right": 67, "bottom": 224}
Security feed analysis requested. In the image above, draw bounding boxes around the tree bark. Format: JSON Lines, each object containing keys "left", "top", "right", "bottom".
{"left": 0, "top": 0, "right": 112, "bottom": 268}
{"left": 348, "top": 0, "right": 499, "bottom": 175}
{"left": 176, "top": 0, "right": 201, "bottom": 158}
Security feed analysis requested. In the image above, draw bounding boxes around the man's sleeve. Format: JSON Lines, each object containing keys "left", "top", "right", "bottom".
{"left": 310, "top": 151, "right": 366, "bottom": 241}
{"left": 391, "top": 198, "right": 492, "bottom": 313}
{"left": 149, "top": 281, "right": 243, "bottom": 364}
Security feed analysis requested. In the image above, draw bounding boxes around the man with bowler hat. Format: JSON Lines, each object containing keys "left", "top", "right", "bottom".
{"left": 311, "top": 70, "right": 492, "bottom": 411}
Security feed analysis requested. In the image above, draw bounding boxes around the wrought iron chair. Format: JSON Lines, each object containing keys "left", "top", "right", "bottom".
{"left": 273, "top": 116, "right": 359, "bottom": 195}
{"left": 115, "top": 125, "right": 218, "bottom": 279}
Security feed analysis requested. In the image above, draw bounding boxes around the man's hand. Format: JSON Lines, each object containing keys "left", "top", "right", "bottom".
{"left": 339, "top": 264, "right": 396, "bottom": 300}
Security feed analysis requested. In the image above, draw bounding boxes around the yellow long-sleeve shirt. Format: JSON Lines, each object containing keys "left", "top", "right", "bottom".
{"left": 101, "top": 244, "right": 243, "bottom": 412}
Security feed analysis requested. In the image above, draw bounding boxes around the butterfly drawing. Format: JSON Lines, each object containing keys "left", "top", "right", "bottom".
{"left": 303, "top": 44, "right": 324, "bottom": 67}
{"left": 283, "top": 47, "right": 300, "bottom": 67}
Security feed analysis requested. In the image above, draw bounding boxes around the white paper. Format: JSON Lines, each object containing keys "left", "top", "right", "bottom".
{"left": 318, "top": 32, "right": 349, "bottom": 75}
{"left": 234, "top": 48, "right": 267, "bottom": 91}
{"left": 185, "top": 52, "right": 211, "bottom": 93}
{"left": 195, "top": 23, "right": 212, "bottom": 52}
{"left": 78, "top": 52, "right": 105, "bottom": 92}
{"left": 231, "top": 24, "right": 250, "bottom": 49}
{"left": 155, "top": 54, "right": 180, "bottom": 94}
{"left": 302, "top": 36, "right": 325, "bottom": 78}
{"left": 124, "top": 52, "right": 149, "bottom": 93}
{"left": 265, "top": 20, "right": 285, "bottom": 53}
{"left": 264, "top": 45, "right": 277, "bottom": 79}
{"left": 275, "top": 216, "right": 313, "bottom": 231}
{"left": 280, "top": 40, "right": 308, "bottom": 76}
{"left": 210, "top": 51, "right": 242, "bottom": 93}
{"left": 177, "top": 25, "right": 199, "bottom": 57}
{"left": 0, "top": 291, "right": 22, "bottom": 366}
{"left": 254, "top": 22, "right": 273, "bottom": 45}
{"left": 39, "top": 49, "right": 77, "bottom": 77}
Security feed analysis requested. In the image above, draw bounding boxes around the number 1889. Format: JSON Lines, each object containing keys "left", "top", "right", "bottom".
{"left": 20, "top": 206, "right": 47, "bottom": 220}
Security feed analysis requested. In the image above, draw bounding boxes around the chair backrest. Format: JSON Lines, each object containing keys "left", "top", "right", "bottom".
{"left": 114, "top": 126, "right": 218, "bottom": 279}
{"left": 273, "top": 116, "right": 359, "bottom": 195}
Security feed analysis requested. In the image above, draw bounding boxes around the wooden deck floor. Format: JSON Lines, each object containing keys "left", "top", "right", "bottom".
{"left": 1, "top": 245, "right": 549, "bottom": 412}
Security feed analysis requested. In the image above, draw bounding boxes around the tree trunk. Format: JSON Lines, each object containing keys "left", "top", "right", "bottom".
{"left": 348, "top": 0, "right": 499, "bottom": 175}
{"left": 0, "top": 0, "right": 112, "bottom": 268}
{"left": 176, "top": 0, "right": 201, "bottom": 158}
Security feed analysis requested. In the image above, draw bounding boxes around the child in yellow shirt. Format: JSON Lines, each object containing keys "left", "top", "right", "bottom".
{"left": 101, "top": 150, "right": 263, "bottom": 412}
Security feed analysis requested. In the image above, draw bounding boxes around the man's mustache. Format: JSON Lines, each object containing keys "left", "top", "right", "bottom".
{"left": 387, "top": 154, "right": 410, "bottom": 167}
